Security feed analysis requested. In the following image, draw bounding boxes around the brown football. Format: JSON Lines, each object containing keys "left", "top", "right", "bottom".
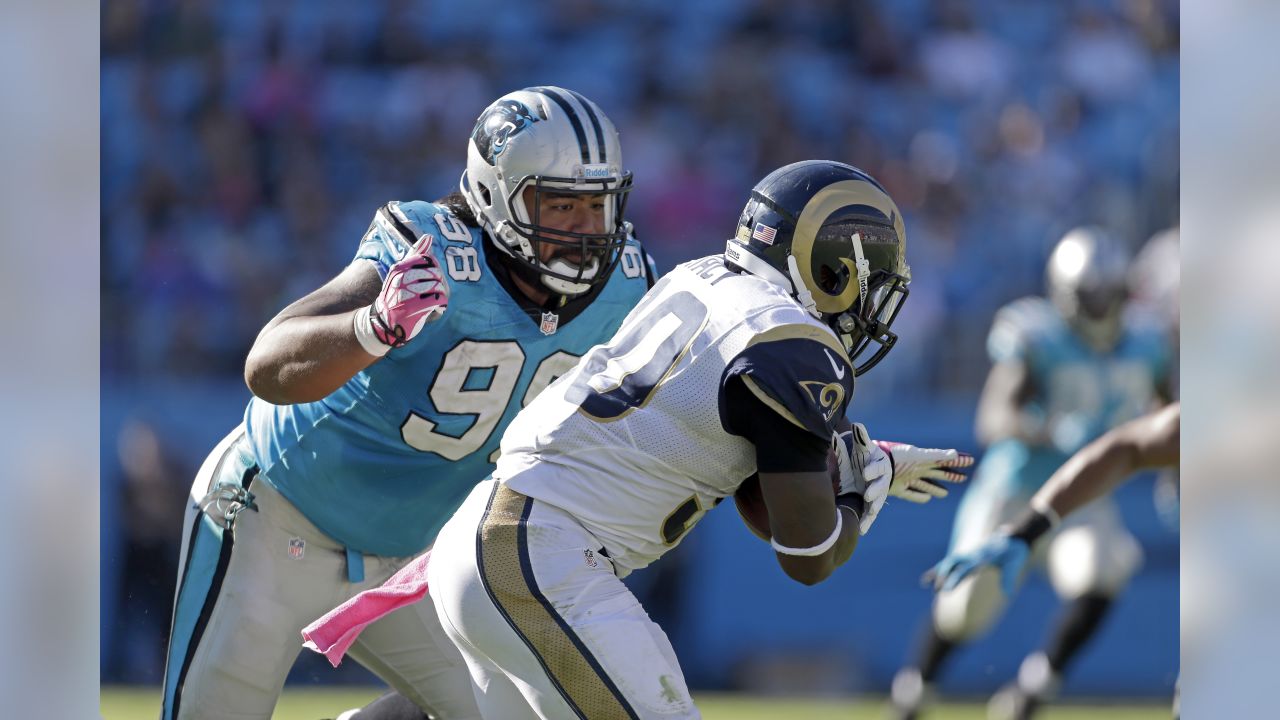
{"left": 733, "top": 473, "right": 772, "bottom": 541}
{"left": 733, "top": 448, "right": 841, "bottom": 541}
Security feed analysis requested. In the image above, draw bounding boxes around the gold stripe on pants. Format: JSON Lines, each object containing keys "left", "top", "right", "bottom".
{"left": 478, "top": 484, "right": 638, "bottom": 720}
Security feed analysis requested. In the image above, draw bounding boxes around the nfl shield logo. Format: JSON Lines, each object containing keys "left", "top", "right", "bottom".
{"left": 540, "top": 312, "right": 559, "bottom": 336}
{"left": 288, "top": 537, "right": 305, "bottom": 560}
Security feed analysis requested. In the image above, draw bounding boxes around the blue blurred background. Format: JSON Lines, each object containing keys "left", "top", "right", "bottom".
{"left": 100, "top": 0, "right": 1179, "bottom": 698}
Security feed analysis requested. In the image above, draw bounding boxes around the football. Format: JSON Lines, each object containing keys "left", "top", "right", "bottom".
{"left": 733, "top": 474, "right": 772, "bottom": 541}
{"left": 734, "top": 448, "right": 841, "bottom": 541}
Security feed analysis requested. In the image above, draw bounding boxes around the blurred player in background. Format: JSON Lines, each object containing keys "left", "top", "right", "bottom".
{"left": 926, "top": 402, "right": 1179, "bottom": 590}
{"left": 414, "top": 160, "right": 973, "bottom": 719}
{"left": 889, "top": 227, "right": 1173, "bottom": 720}
{"left": 1128, "top": 227, "right": 1180, "bottom": 525}
{"left": 1129, "top": 227, "right": 1180, "bottom": 347}
{"left": 160, "top": 87, "right": 655, "bottom": 720}
{"left": 927, "top": 401, "right": 1181, "bottom": 719}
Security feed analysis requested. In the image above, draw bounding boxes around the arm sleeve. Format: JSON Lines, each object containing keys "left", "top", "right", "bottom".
{"left": 719, "top": 329, "right": 855, "bottom": 439}
{"left": 721, "top": 375, "right": 830, "bottom": 473}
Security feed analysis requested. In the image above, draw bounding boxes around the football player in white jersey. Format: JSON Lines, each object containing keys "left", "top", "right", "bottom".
{"left": 424, "top": 160, "right": 974, "bottom": 719}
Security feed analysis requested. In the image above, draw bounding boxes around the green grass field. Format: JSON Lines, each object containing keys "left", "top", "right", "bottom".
{"left": 102, "top": 686, "right": 1170, "bottom": 719}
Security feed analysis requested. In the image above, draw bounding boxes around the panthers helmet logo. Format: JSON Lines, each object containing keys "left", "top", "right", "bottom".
{"left": 472, "top": 100, "right": 540, "bottom": 165}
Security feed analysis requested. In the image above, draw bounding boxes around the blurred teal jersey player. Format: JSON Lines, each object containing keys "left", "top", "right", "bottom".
{"left": 161, "top": 87, "right": 655, "bottom": 720}
{"left": 973, "top": 294, "right": 1170, "bottom": 499}
{"left": 890, "top": 227, "right": 1172, "bottom": 720}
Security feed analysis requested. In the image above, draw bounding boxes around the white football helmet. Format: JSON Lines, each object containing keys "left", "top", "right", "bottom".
{"left": 460, "top": 86, "right": 632, "bottom": 296}
{"left": 1046, "top": 226, "right": 1131, "bottom": 350}
{"left": 1129, "top": 226, "right": 1179, "bottom": 332}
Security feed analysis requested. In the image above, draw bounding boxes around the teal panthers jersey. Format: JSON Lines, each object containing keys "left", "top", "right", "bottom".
{"left": 980, "top": 296, "right": 1171, "bottom": 493}
{"left": 244, "top": 201, "right": 653, "bottom": 556}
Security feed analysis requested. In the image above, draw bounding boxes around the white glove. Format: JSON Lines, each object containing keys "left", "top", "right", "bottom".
{"left": 875, "top": 440, "right": 974, "bottom": 503}
{"left": 832, "top": 423, "right": 893, "bottom": 535}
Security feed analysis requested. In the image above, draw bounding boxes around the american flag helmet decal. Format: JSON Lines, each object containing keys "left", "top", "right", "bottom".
{"left": 752, "top": 222, "right": 778, "bottom": 245}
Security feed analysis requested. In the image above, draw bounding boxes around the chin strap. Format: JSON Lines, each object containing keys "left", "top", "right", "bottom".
{"left": 786, "top": 254, "right": 820, "bottom": 319}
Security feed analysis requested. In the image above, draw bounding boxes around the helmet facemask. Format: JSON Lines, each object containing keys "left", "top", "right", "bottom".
{"left": 832, "top": 268, "right": 910, "bottom": 375}
{"left": 502, "top": 172, "right": 633, "bottom": 296}
{"left": 809, "top": 221, "right": 911, "bottom": 375}
{"left": 1056, "top": 281, "right": 1127, "bottom": 351}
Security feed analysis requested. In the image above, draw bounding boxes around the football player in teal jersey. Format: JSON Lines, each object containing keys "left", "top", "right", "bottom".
{"left": 160, "top": 87, "right": 656, "bottom": 720}
{"left": 889, "top": 227, "right": 1173, "bottom": 720}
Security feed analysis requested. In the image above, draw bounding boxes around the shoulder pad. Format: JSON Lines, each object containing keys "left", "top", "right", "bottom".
{"left": 988, "top": 296, "right": 1062, "bottom": 363}
{"left": 611, "top": 235, "right": 657, "bottom": 286}
{"left": 1122, "top": 303, "right": 1172, "bottom": 338}
{"left": 723, "top": 323, "right": 854, "bottom": 439}
{"left": 354, "top": 200, "right": 482, "bottom": 279}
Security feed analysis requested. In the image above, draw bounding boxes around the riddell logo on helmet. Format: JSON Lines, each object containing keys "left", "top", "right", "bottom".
{"left": 576, "top": 164, "right": 613, "bottom": 179}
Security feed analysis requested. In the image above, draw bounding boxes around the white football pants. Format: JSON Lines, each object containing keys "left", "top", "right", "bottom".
{"left": 429, "top": 479, "right": 700, "bottom": 720}
{"left": 160, "top": 425, "right": 480, "bottom": 719}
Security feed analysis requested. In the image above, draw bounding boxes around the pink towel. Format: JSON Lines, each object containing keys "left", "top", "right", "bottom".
{"left": 301, "top": 550, "right": 432, "bottom": 667}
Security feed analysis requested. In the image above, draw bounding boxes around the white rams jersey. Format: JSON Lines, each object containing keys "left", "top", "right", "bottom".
{"left": 498, "top": 254, "right": 856, "bottom": 575}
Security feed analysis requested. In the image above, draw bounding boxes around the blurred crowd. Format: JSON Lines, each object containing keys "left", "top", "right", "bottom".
{"left": 101, "top": 0, "right": 1179, "bottom": 683}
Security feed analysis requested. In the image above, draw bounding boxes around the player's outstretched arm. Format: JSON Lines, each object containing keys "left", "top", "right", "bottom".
{"left": 244, "top": 233, "right": 449, "bottom": 403}
{"left": 925, "top": 402, "right": 1179, "bottom": 593}
{"left": 1034, "top": 401, "right": 1180, "bottom": 520}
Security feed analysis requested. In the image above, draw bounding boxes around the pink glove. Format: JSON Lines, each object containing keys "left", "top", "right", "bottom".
{"left": 875, "top": 440, "right": 974, "bottom": 503}
{"left": 354, "top": 234, "right": 449, "bottom": 356}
